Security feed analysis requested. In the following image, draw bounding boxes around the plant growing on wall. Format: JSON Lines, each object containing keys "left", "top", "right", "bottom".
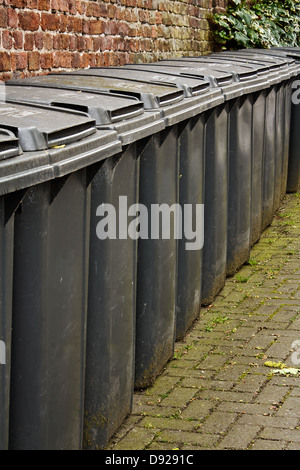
{"left": 212, "top": 0, "right": 300, "bottom": 50}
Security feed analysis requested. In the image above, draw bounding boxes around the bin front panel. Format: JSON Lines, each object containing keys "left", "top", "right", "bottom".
{"left": 9, "top": 171, "right": 90, "bottom": 450}
{"left": 250, "top": 90, "right": 266, "bottom": 246}
{"left": 84, "top": 146, "right": 139, "bottom": 449}
{"left": 135, "top": 128, "right": 178, "bottom": 389}
{"left": 226, "top": 96, "right": 252, "bottom": 276}
{"left": 201, "top": 104, "right": 228, "bottom": 306}
{"left": 262, "top": 87, "right": 277, "bottom": 230}
{"left": 176, "top": 115, "right": 205, "bottom": 340}
{"left": 0, "top": 199, "right": 14, "bottom": 450}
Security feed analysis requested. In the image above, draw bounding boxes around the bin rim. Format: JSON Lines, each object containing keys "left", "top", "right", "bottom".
{"left": 0, "top": 128, "right": 122, "bottom": 196}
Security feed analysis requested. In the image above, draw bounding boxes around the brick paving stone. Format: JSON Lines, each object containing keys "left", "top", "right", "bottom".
{"left": 155, "top": 430, "right": 219, "bottom": 448}
{"left": 250, "top": 439, "right": 287, "bottom": 450}
{"left": 138, "top": 416, "right": 196, "bottom": 432}
{"left": 260, "top": 428, "right": 300, "bottom": 442}
{"left": 276, "top": 397, "right": 300, "bottom": 418}
{"left": 253, "top": 383, "right": 289, "bottom": 405}
{"left": 180, "top": 399, "right": 216, "bottom": 420}
{"left": 286, "top": 442, "right": 300, "bottom": 450}
{"left": 217, "top": 424, "right": 261, "bottom": 449}
{"left": 107, "top": 194, "right": 300, "bottom": 451}
{"left": 196, "top": 411, "right": 238, "bottom": 434}
{"left": 236, "top": 413, "right": 299, "bottom": 429}
{"left": 159, "top": 388, "right": 198, "bottom": 408}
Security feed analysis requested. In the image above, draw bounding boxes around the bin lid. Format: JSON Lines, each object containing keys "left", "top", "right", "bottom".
{"left": 60, "top": 69, "right": 225, "bottom": 123}
{"left": 4, "top": 84, "right": 165, "bottom": 146}
{"left": 7, "top": 71, "right": 225, "bottom": 126}
{"left": 213, "top": 51, "right": 296, "bottom": 77}
{"left": 177, "top": 55, "right": 270, "bottom": 74}
{"left": 226, "top": 49, "right": 299, "bottom": 80}
{"left": 130, "top": 60, "right": 254, "bottom": 99}
{"left": 0, "top": 101, "right": 96, "bottom": 152}
{"left": 67, "top": 67, "right": 212, "bottom": 98}
{"left": 0, "top": 128, "right": 21, "bottom": 161}
{"left": 239, "top": 48, "right": 300, "bottom": 72}
{"left": 207, "top": 52, "right": 295, "bottom": 83}
{"left": 5, "top": 85, "right": 144, "bottom": 125}
{"left": 271, "top": 47, "right": 300, "bottom": 57}
{"left": 8, "top": 74, "right": 184, "bottom": 110}
{"left": 124, "top": 60, "right": 260, "bottom": 83}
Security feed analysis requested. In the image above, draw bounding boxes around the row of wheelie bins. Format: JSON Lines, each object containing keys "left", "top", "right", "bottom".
{"left": 0, "top": 47, "right": 299, "bottom": 450}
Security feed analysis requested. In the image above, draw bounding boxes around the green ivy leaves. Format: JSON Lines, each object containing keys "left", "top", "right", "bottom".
{"left": 212, "top": 0, "right": 300, "bottom": 50}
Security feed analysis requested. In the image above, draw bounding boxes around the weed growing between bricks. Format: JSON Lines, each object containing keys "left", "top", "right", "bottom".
{"left": 107, "top": 193, "right": 300, "bottom": 451}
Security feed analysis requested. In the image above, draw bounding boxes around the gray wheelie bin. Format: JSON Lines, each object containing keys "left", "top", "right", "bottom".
{"left": 6, "top": 72, "right": 184, "bottom": 389}
{"left": 269, "top": 48, "right": 300, "bottom": 193}
{"left": 138, "top": 59, "right": 267, "bottom": 281}
{"left": 4, "top": 81, "right": 167, "bottom": 448}
{"left": 120, "top": 62, "right": 237, "bottom": 302}
{"left": 192, "top": 52, "right": 295, "bottom": 234}
{"left": 213, "top": 50, "right": 297, "bottom": 214}
{"left": 0, "top": 130, "right": 21, "bottom": 451}
{"left": 67, "top": 66, "right": 226, "bottom": 340}
{"left": 241, "top": 49, "right": 299, "bottom": 199}
{"left": 0, "top": 100, "right": 122, "bottom": 450}
{"left": 35, "top": 68, "right": 224, "bottom": 383}
{"left": 7, "top": 72, "right": 189, "bottom": 388}
{"left": 177, "top": 54, "right": 279, "bottom": 244}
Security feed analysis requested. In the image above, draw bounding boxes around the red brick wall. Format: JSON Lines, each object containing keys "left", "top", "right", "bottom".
{"left": 0, "top": 0, "right": 228, "bottom": 81}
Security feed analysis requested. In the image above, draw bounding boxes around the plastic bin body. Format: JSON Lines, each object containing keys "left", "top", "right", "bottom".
{"left": 201, "top": 104, "right": 229, "bottom": 305}
{"left": 154, "top": 60, "right": 263, "bottom": 274}
{"left": 52, "top": 69, "right": 223, "bottom": 382}
{"left": 3, "top": 82, "right": 165, "bottom": 448}
{"left": 215, "top": 50, "right": 295, "bottom": 210}
{"left": 9, "top": 171, "right": 91, "bottom": 450}
{"left": 0, "top": 196, "right": 15, "bottom": 450}
{"left": 288, "top": 82, "right": 300, "bottom": 192}
{"left": 233, "top": 49, "right": 295, "bottom": 208}
{"left": 0, "top": 129, "right": 22, "bottom": 450}
{"left": 209, "top": 52, "right": 293, "bottom": 230}
{"left": 0, "top": 100, "right": 123, "bottom": 450}
{"left": 226, "top": 94, "right": 252, "bottom": 276}
{"left": 172, "top": 56, "right": 272, "bottom": 246}
{"left": 6, "top": 73, "right": 183, "bottom": 390}
{"left": 271, "top": 48, "right": 300, "bottom": 193}
{"left": 135, "top": 128, "right": 178, "bottom": 387}
{"left": 175, "top": 114, "right": 205, "bottom": 339}
{"left": 84, "top": 147, "right": 139, "bottom": 449}
{"left": 249, "top": 89, "right": 266, "bottom": 245}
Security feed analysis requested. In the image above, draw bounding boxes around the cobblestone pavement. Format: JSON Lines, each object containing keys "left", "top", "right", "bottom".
{"left": 107, "top": 193, "right": 300, "bottom": 451}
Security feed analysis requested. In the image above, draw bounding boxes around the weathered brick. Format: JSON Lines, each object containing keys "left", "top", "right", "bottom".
{"left": 40, "top": 52, "right": 53, "bottom": 69}
{"left": 28, "top": 51, "right": 40, "bottom": 70}
{"left": 38, "top": 0, "right": 51, "bottom": 10}
{"left": 18, "top": 10, "right": 40, "bottom": 31}
{"left": 89, "top": 19, "right": 103, "bottom": 35}
{"left": 2, "top": 31, "right": 12, "bottom": 50}
{"left": 41, "top": 12, "right": 60, "bottom": 31}
{"left": 27, "top": 0, "right": 38, "bottom": 9}
{"left": 11, "top": 51, "right": 27, "bottom": 70}
{"left": 7, "top": 8, "right": 18, "bottom": 28}
{"left": 0, "top": 6, "right": 7, "bottom": 27}
{"left": 0, "top": 52, "right": 11, "bottom": 72}
{"left": 24, "top": 33, "right": 34, "bottom": 51}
